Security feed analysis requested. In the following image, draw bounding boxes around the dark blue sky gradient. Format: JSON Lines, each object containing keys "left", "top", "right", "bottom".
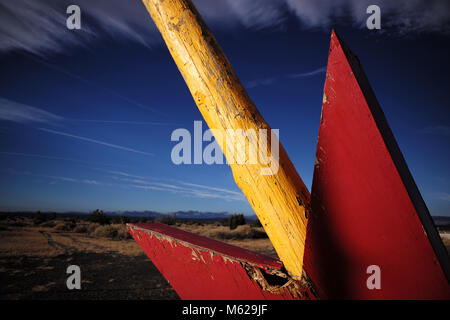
{"left": 0, "top": 10, "right": 449, "bottom": 216}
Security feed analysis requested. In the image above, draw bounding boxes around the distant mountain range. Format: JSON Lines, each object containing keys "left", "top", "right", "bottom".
{"left": 0, "top": 210, "right": 256, "bottom": 220}
{"left": 432, "top": 216, "right": 450, "bottom": 227}
{"left": 107, "top": 210, "right": 258, "bottom": 220}
{"left": 1, "top": 210, "right": 447, "bottom": 224}
{"left": 106, "top": 212, "right": 449, "bottom": 224}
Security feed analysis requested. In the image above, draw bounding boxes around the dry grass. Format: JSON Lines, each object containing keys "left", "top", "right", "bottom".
{"left": 178, "top": 223, "right": 267, "bottom": 240}
{"left": 1, "top": 216, "right": 448, "bottom": 262}
{"left": 53, "top": 222, "right": 74, "bottom": 231}
{"left": 439, "top": 231, "right": 450, "bottom": 250}
{"left": 176, "top": 223, "right": 277, "bottom": 258}
{"left": 0, "top": 227, "right": 58, "bottom": 257}
{"left": 0, "top": 217, "right": 142, "bottom": 258}
{"left": 0, "top": 216, "right": 277, "bottom": 259}
{"left": 92, "top": 224, "right": 131, "bottom": 240}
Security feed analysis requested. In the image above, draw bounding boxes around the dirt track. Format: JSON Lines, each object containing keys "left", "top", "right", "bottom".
{"left": 0, "top": 224, "right": 179, "bottom": 300}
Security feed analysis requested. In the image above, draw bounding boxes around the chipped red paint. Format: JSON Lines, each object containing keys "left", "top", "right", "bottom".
{"left": 127, "top": 223, "right": 317, "bottom": 300}
{"left": 302, "top": 30, "right": 450, "bottom": 299}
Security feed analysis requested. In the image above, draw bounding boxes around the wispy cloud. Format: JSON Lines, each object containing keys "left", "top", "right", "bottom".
{"left": 82, "top": 179, "right": 102, "bottom": 185}
{"left": 245, "top": 66, "right": 326, "bottom": 89}
{"left": 179, "top": 181, "right": 243, "bottom": 196}
{"left": 138, "top": 181, "right": 245, "bottom": 201}
{"left": 246, "top": 76, "right": 279, "bottom": 89}
{"left": 0, "top": 151, "right": 126, "bottom": 168}
{"left": 284, "top": 0, "right": 450, "bottom": 34}
{"left": 1, "top": 0, "right": 449, "bottom": 56}
{"left": 38, "top": 127, "right": 154, "bottom": 156}
{"left": 4, "top": 168, "right": 77, "bottom": 183}
{"left": 108, "top": 170, "right": 245, "bottom": 201}
{"left": 20, "top": 53, "right": 161, "bottom": 114}
{"left": 106, "top": 170, "right": 148, "bottom": 180}
{"left": 0, "top": 96, "right": 167, "bottom": 126}
{"left": 288, "top": 66, "right": 327, "bottom": 78}
{"left": 435, "top": 192, "right": 450, "bottom": 201}
{"left": 0, "top": 97, "right": 62, "bottom": 124}
{"left": 68, "top": 119, "right": 174, "bottom": 125}
{"left": 3, "top": 168, "right": 120, "bottom": 188}
{"left": 0, "top": 0, "right": 159, "bottom": 56}
{"left": 132, "top": 183, "right": 246, "bottom": 201}
{"left": 3, "top": 166, "right": 246, "bottom": 202}
{"left": 419, "top": 125, "right": 450, "bottom": 137}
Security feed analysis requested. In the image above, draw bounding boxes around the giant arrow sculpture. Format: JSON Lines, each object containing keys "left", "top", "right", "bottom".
{"left": 128, "top": 0, "right": 450, "bottom": 299}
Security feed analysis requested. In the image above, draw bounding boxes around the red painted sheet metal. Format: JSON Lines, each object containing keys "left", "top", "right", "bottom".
{"left": 128, "top": 223, "right": 317, "bottom": 300}
{"left": 303, "top": 30, "right": 450, "bottom": 299}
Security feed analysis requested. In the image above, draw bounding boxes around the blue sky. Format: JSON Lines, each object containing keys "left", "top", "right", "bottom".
{"left": 0, "top": 0, "right": 449, "bottom": 216}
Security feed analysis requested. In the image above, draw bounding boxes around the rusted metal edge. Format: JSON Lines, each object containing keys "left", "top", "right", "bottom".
{"left": 128, "top": 223, "right": 281, "bottom": 270}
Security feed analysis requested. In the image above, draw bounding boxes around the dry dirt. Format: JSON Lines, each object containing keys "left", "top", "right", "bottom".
{"left": 0, "top": 217, "right": 276, "bottom": 300}
{"left": 1, "top": 217, "right": 448, "bottom": 300}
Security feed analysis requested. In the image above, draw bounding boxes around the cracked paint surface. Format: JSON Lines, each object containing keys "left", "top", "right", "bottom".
{"left": 128, "top": 223, "right": 318, "bottom": 300}
{"left": 142, "top": 0, "right": 310, "bottom": 280}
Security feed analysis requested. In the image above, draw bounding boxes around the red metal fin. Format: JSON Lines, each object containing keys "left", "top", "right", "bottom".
{"left": 303, "top": 30, "right": 450, "bottom": 299}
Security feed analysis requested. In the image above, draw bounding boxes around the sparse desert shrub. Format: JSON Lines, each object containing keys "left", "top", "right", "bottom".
{"left": 243, "top": 225, "right": 267, "bottom": 239}
{"left": 73, "top": 224, "right": 88, "bottom": 233}
{"left": 6, "top": 219, "right": 26, "bottom": 227}
{"left": 87, "top": 223, "right": 100, "bottom": 235}
{"left": 155, "top": 214, "right": 176, "bottom": 225}
{"left": 116, "top": 225, "right": 132, "bottom": 239}
{"left": 219, "top": 218, "right": 229, "bottom": 226}
{"left": 89, "top": 209, "right": 110, "bottom": 225}
{"left": 92, "top": 224, "right": 131, "bottom": 239}
{"left": 204, "top": 224, "right": 267, "bottom": 240}
{"left": 93, "top": 225, "right": 118, "bottom": 238}
{"left": 249, "top": 219, "right": 262, "bottom": 228}
{"left": 437, "top": 226, "right": 450, "bottom": 233}
{"left": 113, "top": 215, "right": 130, "bottom": 225}
{"left": 229, "top": 214, "right": 246, "bottom": 230}
{"left": 33, "top": 211, "right": 48, "bottom": 225}
{"left": 40, "top": 221, "right": 56, "bottom": 228}
{"left": 53, "top": 222, "right": 74, "bottom": 231}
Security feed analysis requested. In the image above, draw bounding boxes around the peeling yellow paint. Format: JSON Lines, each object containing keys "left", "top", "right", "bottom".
{"left": 141, "top": 0, "right": 310, "bottom": 279}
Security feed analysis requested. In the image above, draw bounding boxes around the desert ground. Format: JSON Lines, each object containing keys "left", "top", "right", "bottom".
{"left": 0, "top": 214, "right": 449, "bottom": 300}
{"left": 0, "top": 214, "right": 276, "bottom": 300}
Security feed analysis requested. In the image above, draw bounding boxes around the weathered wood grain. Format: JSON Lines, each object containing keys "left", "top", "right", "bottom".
{"left": 141, "top": 0, "right": 310, "bottom": 279}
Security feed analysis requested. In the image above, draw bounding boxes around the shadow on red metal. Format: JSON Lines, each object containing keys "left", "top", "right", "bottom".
{"left": 302, "top": 30, "right": 450, "bottom": 300}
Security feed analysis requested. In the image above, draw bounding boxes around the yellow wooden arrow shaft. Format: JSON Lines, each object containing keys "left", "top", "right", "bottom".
{"left": 142, "top": 0, "right": 310, "bottom": 279}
